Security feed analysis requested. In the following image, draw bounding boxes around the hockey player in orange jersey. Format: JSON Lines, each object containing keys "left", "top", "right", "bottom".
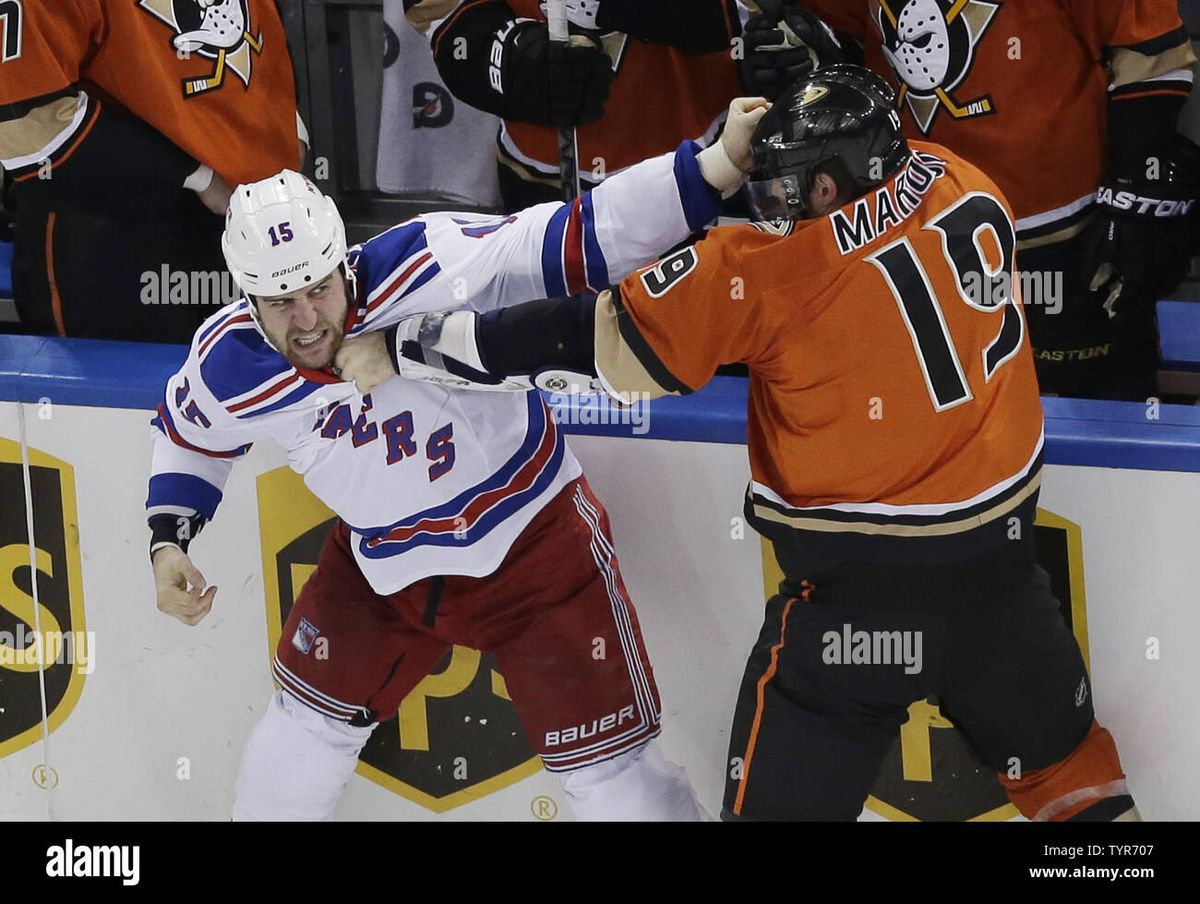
{"left": 749, "top": 0, "right": 1199, "bottom": 399}
{"left": 0, "top": 0, "right": 304, "bottom": 341}
{"left": 386, "top": 66, "right": 1141, "bottom": 821}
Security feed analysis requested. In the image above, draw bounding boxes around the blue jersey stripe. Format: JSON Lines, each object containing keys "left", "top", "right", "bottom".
{"left": 581, "top": 193, "right": 609, "bottom": 292}
{"left": 357, "top": 437, "right": 565, "bottom": 557}
{"left": 196, "top": 301, "right": 248, "bottom": 348}
{"left": 146, "top": 473, "right": 224, "bottom": 520}
{"left": 200, "top": 328, "right": 293, "bottom": 405}
{"left": 541, "top": 205, "right": 569, "bottom": 298}
{"left": 345, "top": 392, "right": 551, "bottom": 537}
{"left": 358, "top": 220, "right": 430, "bottom": 301}
{"left": 400, "top": 259, "right": 441, "bottom": 300}
{"left": 234, "top": 379, "right": 326, "bottom": 419}
{"left": 674, "top": 140, "right": 720, "bottom": 233}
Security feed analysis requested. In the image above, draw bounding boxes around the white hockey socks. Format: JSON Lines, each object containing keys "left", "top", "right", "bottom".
{"left": 232, "top": 690, "right": 376, "bottom": 821}
{"left": 557, "top": 740, "right": 710, "bottom": 821}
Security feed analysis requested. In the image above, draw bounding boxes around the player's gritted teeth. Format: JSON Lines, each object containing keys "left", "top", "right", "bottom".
{"left": 288, "top": 324, "right": 337, "bottom": 366}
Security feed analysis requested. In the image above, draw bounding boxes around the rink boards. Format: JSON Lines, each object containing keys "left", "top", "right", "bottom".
{"left": 1, "top": 336, "right": 1198, "bottom": 821}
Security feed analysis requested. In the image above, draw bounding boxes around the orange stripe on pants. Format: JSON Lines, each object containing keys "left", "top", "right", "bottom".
{"left": 45, "top": 212, "right": 66, "bottom": 337}
{"left": 733, "top": 596, "right": 798, "bottom": 816}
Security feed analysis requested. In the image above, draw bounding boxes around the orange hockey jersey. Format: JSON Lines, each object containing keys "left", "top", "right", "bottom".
{"left": 802, "top": 0, "right": 1195, "bottom": 242}
{"left": 0, "top": 0, "right": 300, "bottom": 189}
{"left": 596, "top": 140, "right": 1045, "bottom": 573}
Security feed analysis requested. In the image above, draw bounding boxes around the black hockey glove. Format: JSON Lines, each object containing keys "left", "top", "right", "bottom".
{"left": 1083, "top": 135, "right": 1200, "bottom": 319}
{"left": 494, "top": 21, "right": 614, "bottom": 127}
{"left": 738, "top": 1, "right": 860, "bottom": 101}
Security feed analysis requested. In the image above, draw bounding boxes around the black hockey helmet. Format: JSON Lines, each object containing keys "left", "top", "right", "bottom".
{"left": 745, "top": 63, "right": 910, "bottom": 220}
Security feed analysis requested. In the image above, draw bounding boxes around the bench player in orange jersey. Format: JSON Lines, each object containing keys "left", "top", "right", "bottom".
{"left": 384, "top": 65, "right": 1141, "bottom": 821}
{"left": 0, "top": 0, "right": 304, "bottom": 341}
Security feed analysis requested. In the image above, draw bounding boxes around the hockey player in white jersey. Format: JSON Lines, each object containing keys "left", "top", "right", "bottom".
{"left": 147, "top": 98, "right": 768, "bottom": 820}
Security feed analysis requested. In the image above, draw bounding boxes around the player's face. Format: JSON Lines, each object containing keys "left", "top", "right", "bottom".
{"left": 255, "top": 271, "right": 349, "bottom": 369}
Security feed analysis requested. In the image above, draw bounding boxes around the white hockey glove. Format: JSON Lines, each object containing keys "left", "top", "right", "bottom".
{"left": 386, "top": 310, "right": 609, "bottom": 395}
{"left": 385, "top": 311, "right": 532, "bottom": 391}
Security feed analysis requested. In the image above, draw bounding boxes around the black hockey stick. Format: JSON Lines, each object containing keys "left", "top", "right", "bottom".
{"left": 546, "top": 0, "right": 582, "bottom": 202}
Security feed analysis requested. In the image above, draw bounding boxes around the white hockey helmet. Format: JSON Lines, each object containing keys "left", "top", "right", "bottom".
{"left": 221, "top": 169, "right": 351, "bottom": 301}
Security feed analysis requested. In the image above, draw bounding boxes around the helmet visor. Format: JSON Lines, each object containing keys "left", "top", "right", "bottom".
{"left": 745, "top": 173, "right": 809, "bottom": 221}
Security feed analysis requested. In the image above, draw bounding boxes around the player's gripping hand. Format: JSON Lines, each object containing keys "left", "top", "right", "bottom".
{"left": 495, "top": 22, "right": 613, "bottom": 127}
{"left": 152, "top": 546, "right": 217, "bottom": 627}
{"left": 722, "top": 97, "right": 772, "bottom": 172}
{"left": 333, "top": 331, "right": 397, "bottom": 395}
{"left": 697, "top": 97, "right": 772, "bottom": 196}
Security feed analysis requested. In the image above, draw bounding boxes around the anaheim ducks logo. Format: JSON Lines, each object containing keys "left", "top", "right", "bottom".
{"left": 139, "top": 0, "right": 263, "bottom": 97}
{"left": 873, "top": 0, "right": 1000, "bottom": 134}
{"left": 799, "top": 85, "right": 830, "bottom": 107}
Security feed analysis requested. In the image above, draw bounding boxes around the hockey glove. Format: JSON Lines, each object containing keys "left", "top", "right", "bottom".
{"left": 1083, "top": 135, "right": 1200, "bottom": 319}
{"left": 738, "top": 2, "right": 860, "bottom": 101}
{"left": 494, "top": 21, "right": 613, "bottom": 127}
{"left": 386, "top": 311, "right": 533, "bottom": 392}
{"left": 386, "top": 310, "right": 606, "bottom": 394}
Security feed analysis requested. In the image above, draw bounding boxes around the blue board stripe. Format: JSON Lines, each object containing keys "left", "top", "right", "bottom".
{"left": 1, "top": 336, "right": 1199, "bottom": 472}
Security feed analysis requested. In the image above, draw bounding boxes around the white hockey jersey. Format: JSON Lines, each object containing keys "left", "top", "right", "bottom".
{"left": 147, "top": 141, "right": 718, "bottom": 594}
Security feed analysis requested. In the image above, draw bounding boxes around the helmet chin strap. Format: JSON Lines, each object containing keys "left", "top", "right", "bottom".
{"left": 244, "top": 291, "right": 280, "bottom": 352}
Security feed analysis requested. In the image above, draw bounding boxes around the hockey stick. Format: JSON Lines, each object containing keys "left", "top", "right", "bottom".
{"left": 545, "top": 0, "right": 582, "bottom": 202}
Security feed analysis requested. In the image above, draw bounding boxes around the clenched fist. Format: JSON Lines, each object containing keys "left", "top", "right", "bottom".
{"left": 696, "top": 97, "right": 773, "bottom": 197}
{"left": 721, "top": 97, "right": 773, "bottom": 173}
{"left": 333, "top": 330, "right": 397, "bottom": 394}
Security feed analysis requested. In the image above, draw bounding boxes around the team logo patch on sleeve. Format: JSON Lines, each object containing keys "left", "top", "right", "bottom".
{"left": 874, "top": 0, "right": 1000, "bottom": 134}
{"left": 291, "top": 617, "right": 321, "bottom": 655}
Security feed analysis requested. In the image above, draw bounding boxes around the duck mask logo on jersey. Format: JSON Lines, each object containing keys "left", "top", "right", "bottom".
{"left": 873, "top": 0, "right": 1000, "bottom": 134}
{"left": 138, "top": 0, "right": 264, "bottom": 97}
